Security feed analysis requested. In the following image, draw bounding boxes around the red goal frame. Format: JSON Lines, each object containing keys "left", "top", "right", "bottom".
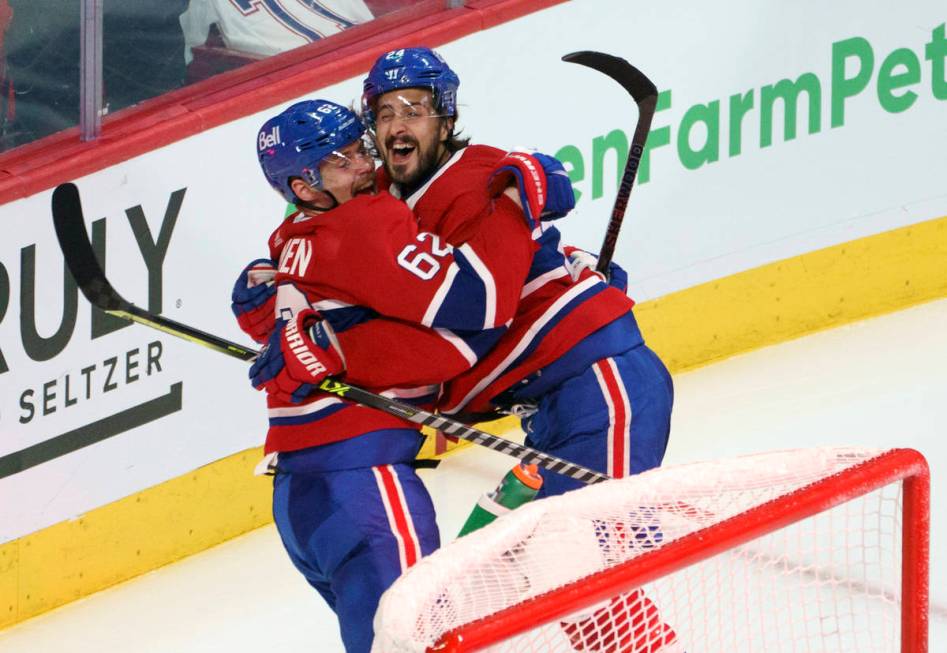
{"left": 433, "top": 448, "right": 930, "bottom": 653}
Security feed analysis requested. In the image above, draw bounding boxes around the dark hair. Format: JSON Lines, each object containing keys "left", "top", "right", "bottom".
{"left": 443, "top": 109, "right": 470, "bottom": 153}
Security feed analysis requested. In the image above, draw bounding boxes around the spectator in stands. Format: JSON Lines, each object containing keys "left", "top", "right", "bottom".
{"left": 179, "top": 0, "right": 379, "bottom": 62}
{"left": 2, "top": 1, "right": 188, "bottom": 150}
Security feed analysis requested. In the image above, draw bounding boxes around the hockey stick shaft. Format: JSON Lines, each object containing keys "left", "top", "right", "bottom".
{"left": 562, "top": 51, "right": 657, "bottom": 273}
{"left": 51, "top": 183, "right": 610, "bottom": 485}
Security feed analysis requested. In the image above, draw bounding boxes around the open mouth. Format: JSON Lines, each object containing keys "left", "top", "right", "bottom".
{"left": 389, "top": 141, "right": 416, "bottom": 166}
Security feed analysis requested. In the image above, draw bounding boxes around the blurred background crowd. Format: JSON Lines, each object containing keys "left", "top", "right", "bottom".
{"left": 0, "top": 0, "right": 417, "bottom": 151}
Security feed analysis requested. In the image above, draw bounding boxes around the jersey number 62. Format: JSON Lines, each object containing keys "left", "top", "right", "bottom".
{"left": 396, "top": 233, "right": 451, "bottom": 280}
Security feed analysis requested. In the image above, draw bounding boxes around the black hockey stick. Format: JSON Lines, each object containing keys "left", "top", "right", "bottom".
{"left": 562, "top": 51, "right": 657, "bottom": 274}
{"left": 51, "top": 182, "right": 610, "bottom": 485}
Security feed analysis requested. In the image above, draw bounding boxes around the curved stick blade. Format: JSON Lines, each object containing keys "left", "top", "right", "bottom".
{"left": 561, "top": 51, "right": 657, "bottom": 272}
{"left": 563, "top": 50, "right": 657, "bottom": 104}
{"left": 51, "top": 182, "right": 126, "bottom": 311}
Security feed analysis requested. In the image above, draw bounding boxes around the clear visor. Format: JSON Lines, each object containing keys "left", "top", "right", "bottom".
{"left": 373, "top": 95, "right": 449, "bottom": 126}
{"left": 321, "top": 135, "right": 375, "bottom": 171}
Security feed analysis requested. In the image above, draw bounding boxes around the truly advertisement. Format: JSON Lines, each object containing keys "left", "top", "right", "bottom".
{"left": 2, "top": 190, "right": 184, "bottom": 440}
{"left": 0, "top": 171, "right": 275, "bottom": 542}
{"left": 0, "top": 188, "right": 182, "bottom": 539}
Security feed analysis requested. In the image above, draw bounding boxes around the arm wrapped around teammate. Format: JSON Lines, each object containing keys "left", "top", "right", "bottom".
{"left": 531, "top": 152, "right": 575, "bottom": 219}
{"left": 563, "top": 246, "right": 628, "bottom": 294}
{"left": 249, "top": 309, "right": 344, "bottom": 403}
{"left": 231, "top": 258, "right": 278, "bottom": 343}
{"left": 487, "top": 151, "right": 576, "bottom": 227}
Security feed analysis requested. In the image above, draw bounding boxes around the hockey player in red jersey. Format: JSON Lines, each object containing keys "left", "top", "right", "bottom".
{"left": 362, "top": 47, "right": 674, "bottom": 492}
{"left": 361, "top": 47, "right": 681, "bottom": 652}
{"left": 234, "top": 98, "right": 552, "bottom": 653}
{"left": 247, "top": 100, "right": 536, "bottom": 450}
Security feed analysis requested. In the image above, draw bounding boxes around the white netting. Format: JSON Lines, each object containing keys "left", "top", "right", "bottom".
{"left": 373, "top": 448, "right": 910, "bottom": 653}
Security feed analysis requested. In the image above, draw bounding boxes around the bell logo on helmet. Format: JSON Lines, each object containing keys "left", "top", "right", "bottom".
{"left": 258, "top": 125, "right": 281, "bottom": 151}
{"left": 256, "top": 99, "right": 365, "bottom": 203}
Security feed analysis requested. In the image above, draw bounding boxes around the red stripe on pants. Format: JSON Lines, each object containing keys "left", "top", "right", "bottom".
{"left": 595, "top": 359, "right": 629, "bottom": 479}
{"left": 375, "top": 465, "right": 419, "bottom": 568}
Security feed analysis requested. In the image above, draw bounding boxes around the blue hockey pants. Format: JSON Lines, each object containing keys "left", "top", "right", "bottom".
{"left": 524, "top": 344, "right": 674, "bottom": 498}
{"left": 272, "top": 461, "right": 439, "bottom": 652}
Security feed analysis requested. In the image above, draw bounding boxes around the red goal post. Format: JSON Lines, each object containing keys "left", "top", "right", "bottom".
{"left": 372, "top": 447, "right": 929, "bottom": 653}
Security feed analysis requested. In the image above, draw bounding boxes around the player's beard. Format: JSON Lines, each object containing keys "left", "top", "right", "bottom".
{"left": 384, "top": 134, "right": 443, "bottom": 192}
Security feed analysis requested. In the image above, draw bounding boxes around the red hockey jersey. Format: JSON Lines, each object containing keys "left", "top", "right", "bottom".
{"left": 261, "top": 189, "right": 535, "bottom": 453}
{"left": 381, "top": 145, "right": 636, "bottom": 416}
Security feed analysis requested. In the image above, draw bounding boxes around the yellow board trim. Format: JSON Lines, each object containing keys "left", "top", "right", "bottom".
{"left": 2, "top": 214, "right": 945, "bottom": 630}
{"left": 637, "top": 215, "right": 947, "bottom": 373}
{"left": 1, "top": 450, "right": 274, "bottom": 628}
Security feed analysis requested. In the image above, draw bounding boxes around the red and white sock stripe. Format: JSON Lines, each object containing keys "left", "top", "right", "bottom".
{"left": 372, "top": 465, "right": 422, "bottom": 571}
{"left": 592, "top": 358, "right": 632, "bottom": 478}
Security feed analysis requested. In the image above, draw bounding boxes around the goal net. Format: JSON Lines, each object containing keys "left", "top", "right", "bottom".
{"left": 372, "top": 448, "right": 929, "bottom": 652}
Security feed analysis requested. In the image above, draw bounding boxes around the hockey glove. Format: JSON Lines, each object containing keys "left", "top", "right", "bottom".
{"left": 231, "top": 258, "right": 277, "bottom": 343}
{"left": 532, "top": 152, "right": 576, "bottom": 220}
{"left": 564, "top": 246, "right": 628, "bottom": 294}
{"left": 488, "top": 151, "right": 548, "bottom": 229}
{"left": 249, "top": 309, "right": 344, "bottom": 404}
{"left": 488, "top": 150, "right": 576, "bottom": 230}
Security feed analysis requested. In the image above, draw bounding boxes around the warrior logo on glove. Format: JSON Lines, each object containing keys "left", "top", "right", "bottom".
{"left": 285, "top": 316, "right": 330, "bottom": 379}
{"left": 249, "top": 308, "right": 344, "bottom": 404}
